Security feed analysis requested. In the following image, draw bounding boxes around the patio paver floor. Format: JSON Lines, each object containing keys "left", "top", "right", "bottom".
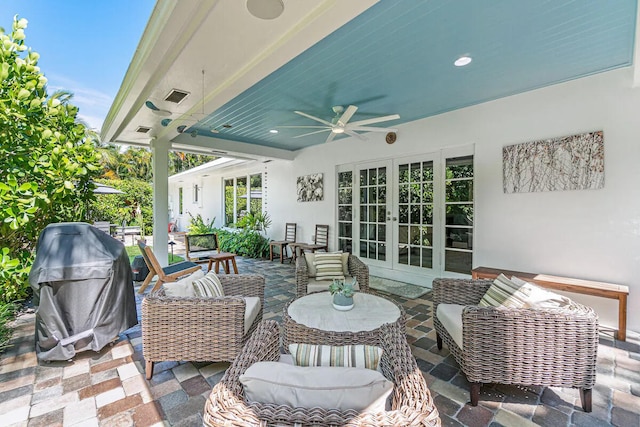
{"left": 1, "top": 256, "right": 639, "bottom": 426}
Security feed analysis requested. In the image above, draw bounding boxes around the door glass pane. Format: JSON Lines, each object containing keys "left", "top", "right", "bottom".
{"left": 410, "top": 163, "right": 421, "bottom": 182}
{"left": 422, "top": 183, "right": 433, "bottom": 202}
{"left": 224, "top": 179, "right": 233, "bottom": 225}
{"left": 398, "top": 244, "right": 409, "bottom": 265}
{"left": 339, "top": 206, "right": 352, "bottom": 221}
{"left": 422, "top": 206, "right": 433, "bottom": 225}
{"left": 399, "top": 185, "right": 408, "bottom": 203}
{"left": 421, "top": 248, "right": 433, "bottom": 268}
{"left": 399, "top": 225, "right": 408, "bottom": 244}
{"left": 359, "top": 165, "right": 388, "bottom": 262}
{"left": 410, "top": 246, "right": 421, "bottom": 266}
{"left": 410, "top": 185, "right": 420, "bottom": 203}
{"left": 445, "top": 155, "right": 473, "bottom": 274}
{"left": 399, "top": 164, "right": 409, "bottom": 183}
{"left": 236, "top": 177, "right": 247, "bottom": 222}
{"left": 399, "top": 205, "right": 408, "bottom": 223}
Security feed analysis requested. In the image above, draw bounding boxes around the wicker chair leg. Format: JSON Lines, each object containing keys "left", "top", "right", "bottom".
{"left": 436, "top": 333, "right": 442, "bottom": 350}
{"left": 470, "top": 382, "right": 481, "bottom": 406}
{"left": 580, "top": 388, "right": 592, "bottom": 412}
{"left": 145, "top": 360, "right": 154, "bottom": 380}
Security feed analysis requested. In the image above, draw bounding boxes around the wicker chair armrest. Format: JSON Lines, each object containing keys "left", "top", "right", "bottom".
{"left": 204, "top": 320, "right": 281, "bottom": 425}
{"left": 380, "top": 324, "right": 440, "bottom": 425}
{"left": 348, "top": 254, "right": 370, "bottom": 292}
{"left": 461, "top": 304, "right": 598, "bottom": 386}
{"left": 295, "top": 254, "right": 310, "bottom": 297}
{"left": 219, "top": 274, "right": 265, "bottom": 303}
{"left": 432, "top": 278, "right": 493, "bottom": 307}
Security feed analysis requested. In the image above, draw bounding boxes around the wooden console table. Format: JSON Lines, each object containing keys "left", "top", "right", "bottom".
{"left": 471, "top": 266, "right": 629, "bottom": 341}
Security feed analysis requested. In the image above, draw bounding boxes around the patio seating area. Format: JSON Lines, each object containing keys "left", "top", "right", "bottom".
{"left": 1, "top": 257, "right": 639, "bottom": 426}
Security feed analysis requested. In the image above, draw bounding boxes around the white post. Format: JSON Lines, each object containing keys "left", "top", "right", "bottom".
{"left": 151, "top": 138, "right": 169, "bottom": 267}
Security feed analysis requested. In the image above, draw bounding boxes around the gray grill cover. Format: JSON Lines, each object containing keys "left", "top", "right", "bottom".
{"left": 29, "top": 222, "right": 138, "bottom": 361}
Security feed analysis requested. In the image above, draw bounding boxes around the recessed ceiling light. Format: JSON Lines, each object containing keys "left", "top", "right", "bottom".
{"left": 454, "top": 56, "right": 472, "bottom": 67}
{"left": 269, "top": 129, "right": 278, "bottom": 134}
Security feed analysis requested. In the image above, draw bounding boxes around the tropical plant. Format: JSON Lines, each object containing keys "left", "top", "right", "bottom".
{"left": 187, "top": 212, "right": 216, "bottom": 234}
{"left": 0, "top": 16, "right": 102, "bottom": 303}
{"left": 235, "top": 210, "right": 271, "bottom": 232}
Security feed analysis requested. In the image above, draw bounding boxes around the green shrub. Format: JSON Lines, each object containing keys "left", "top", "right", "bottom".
{"left": 87, "top": 178, "right": 153, "bottom": 235}
{"left": 0, "top": 17, "right": 101, "bottom": 303}
{"left": 0, "top": 301, "right": 17, "bottom": 354}
{"left": 216, "top": 228, "right": 270, "bottom": 259}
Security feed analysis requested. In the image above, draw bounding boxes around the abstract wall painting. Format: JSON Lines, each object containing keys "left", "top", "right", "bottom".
{"left": 297, "top": 173, "right": 324, "bottom": 202}
{"left": 503, "top": 131, "right": 604, "bottom": 193}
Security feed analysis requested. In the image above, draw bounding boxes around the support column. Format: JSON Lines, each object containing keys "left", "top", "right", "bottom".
{"left": 151, "top": 138, "right": 169, "bottom": 267}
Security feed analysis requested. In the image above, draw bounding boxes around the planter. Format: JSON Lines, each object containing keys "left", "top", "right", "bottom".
{"left": 332, "top": 293, "right": 354, "bottom": 311}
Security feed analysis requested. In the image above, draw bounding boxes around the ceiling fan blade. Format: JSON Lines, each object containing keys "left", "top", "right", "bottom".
{"left": 293, "top": 129, "right": 331, "bottom": 138}
{"left": 344, "top": 130, "right": 366, "bottom": 140}
{"left": 348, "top": 114, "right": 400, "bottom": 127}
{"left": 277, "top": 125, "right": 328, "bottom": 129}
{"left": 325, "top": 132, "right": 337, "bottom": 144}
{"left": 337, "top": 105, "right": 358, "bottom": 126}
{"left": 348, "top": 126, "right": 398, "bottom": 132}
{"left": 294, "top": 111, "right": 333, "bottom": 126}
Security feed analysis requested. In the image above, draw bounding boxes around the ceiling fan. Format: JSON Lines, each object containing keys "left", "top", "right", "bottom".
{"left": 280, "top": 105, "right": 400, "bottom": 144}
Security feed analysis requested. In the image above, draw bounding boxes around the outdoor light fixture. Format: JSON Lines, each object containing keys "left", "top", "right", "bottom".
{"left": 269, "top": 129, "right": 278, "bottom": 134}
{"left": 332, "top": 127, "right": 345, "bottom": 134}
{"left": 454, "top": 56, "right": 472, "bottom": 67}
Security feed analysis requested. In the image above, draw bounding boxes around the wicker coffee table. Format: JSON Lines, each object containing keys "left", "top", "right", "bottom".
{"left": 282, "top": 291, "right": 405, "bottom": 348}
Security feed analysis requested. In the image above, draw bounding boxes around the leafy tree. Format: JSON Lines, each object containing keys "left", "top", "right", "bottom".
{"left": 87, "top": 178, "right": 153, "bottom": 235}
{"left": 0, "top": 16, "right": 101, "bottom": 302}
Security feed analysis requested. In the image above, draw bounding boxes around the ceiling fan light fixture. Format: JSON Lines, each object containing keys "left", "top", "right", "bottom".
{"left": 269, "top": 129, "right": 278, "bottom": 134}
{"left": 454, "top": 56, "right": 472, "bottom": 67}
{"left": 332, "top": 127, "right": 345, "bottom": 134}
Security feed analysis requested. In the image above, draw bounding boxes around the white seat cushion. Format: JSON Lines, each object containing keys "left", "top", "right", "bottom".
{"left": 307, "top": 276, "right": 359, "bottom": 294}
{"left": 243, "top": 296, "right": 261, "bottom": 335}
{"left": 163, "top": 269, "right": 204, "bottom": 297}
{"left": 510, "top": 276, "right": 573, "bottom": 309}
{"left": 240, "top": 361, "right": 393, "bottom": 412}
{"left": 436, "top": 303, "right": 465, "bottom": 349}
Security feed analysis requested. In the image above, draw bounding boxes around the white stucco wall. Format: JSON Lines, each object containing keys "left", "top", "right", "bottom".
{"left": 171, "top": 67, "right": 640, "bottom": 333}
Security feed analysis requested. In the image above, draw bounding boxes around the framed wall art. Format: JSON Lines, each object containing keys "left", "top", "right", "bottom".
{"left": 297, "top": 173, "right": 324, "bottom": 202}
{"left": 503, "top": 131, "right": 604, "bottom": 193}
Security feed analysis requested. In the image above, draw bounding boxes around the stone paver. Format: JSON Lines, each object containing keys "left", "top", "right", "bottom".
{"left": 1, "top": 255, "right": 639, "bottom": 426}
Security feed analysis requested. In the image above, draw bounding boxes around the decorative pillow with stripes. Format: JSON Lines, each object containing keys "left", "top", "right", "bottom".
{"left": 288, "top": 343, "right": 382, "bottom": 371}
{"left": 478, "top": 273, "right": 526, "bottom": 308}
{"left": 192, "top": 271, "right": 225, "bottom": 297}
{"left": 313, "top": 253, "right": 345, "bottom": 281}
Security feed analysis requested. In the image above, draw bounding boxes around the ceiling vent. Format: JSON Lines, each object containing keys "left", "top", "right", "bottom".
{"left": 135, "top": 126, "right": 151, "bottom": 134}
{"left": 164, "top": 89, "right": 190, "bottom": 104}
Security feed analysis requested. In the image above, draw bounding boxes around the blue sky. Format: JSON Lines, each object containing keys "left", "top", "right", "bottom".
{"left": 1, "top": 1, "right": 155, "bottom": 131}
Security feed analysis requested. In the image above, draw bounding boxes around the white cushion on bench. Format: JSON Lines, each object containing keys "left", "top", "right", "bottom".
{"left": 243, "top": 297, "right": 261, "bottom": 335}
{"left": 307, "top": 276, "right": 359, "bottom": 294}
{"left": 436, "top": 303, "right": 465, "bottom": 349}
{"left": 240, "top": 361, "right": 393, "bottom": 412}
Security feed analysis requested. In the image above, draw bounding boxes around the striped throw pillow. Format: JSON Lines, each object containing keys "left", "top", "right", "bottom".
{"left": 288, "top": 343, "right": 382, "bottom": 371}
{"left": 192, "top": 271, "right": 225, "bottom": 297}
{"left": 478, "top": 273, "right": 525, "bottom": 308}
{"left": 313, "top": 253, "right": 345, "bottom": 281}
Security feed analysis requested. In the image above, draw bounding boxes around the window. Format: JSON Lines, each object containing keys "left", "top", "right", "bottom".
{"left": 337, "top": 168, "right": 353, "bottom": 252}
{"left": 224, "top": 173, "right": 263, "bottom": 226}
{"left": 193, "top": 184, "right": 202, "bottom": 205}
{"left": 178, "top": 187, "right": 183, "bottom": 214}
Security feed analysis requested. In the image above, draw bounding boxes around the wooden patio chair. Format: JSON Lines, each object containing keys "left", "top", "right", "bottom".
{"left": 289, "top": 224, "right": 329, "bottom": 261}
{"left": 269, "top": 222, "right": 297, "bottom": 263}
{"left": 137, "top": 241, "right": 201, "bottom": 294}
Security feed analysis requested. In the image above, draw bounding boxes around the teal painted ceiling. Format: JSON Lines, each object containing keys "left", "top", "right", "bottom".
{"left": 189, "top": 0, "right": 636, "bottom": 151}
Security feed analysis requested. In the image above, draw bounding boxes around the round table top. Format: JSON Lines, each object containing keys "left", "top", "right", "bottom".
{"left": 287, "top": 292, "right": 401, "bottom": 333}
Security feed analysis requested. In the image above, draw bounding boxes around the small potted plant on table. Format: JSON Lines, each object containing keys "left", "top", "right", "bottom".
{"left": 329, "top": 278, "right": 357, "bottom": 311}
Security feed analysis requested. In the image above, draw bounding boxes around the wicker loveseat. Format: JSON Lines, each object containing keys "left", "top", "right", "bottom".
{"left": 141, "top": 274, "right": 265, "bottom": 380}
{"left": 432, "top": 278, "right": 598, "bottom": 412}
{"left": 295, "top": 252, "right": 369, "bottom": 297}
{"left": 203, "top": 319, "right": 441, "bottom": 427}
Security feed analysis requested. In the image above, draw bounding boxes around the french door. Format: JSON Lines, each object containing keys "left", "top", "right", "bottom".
{"left": 337, "top": 149, "right": 473, "bottom": 276}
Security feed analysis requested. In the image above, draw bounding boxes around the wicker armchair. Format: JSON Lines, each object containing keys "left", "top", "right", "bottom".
{"left": 432, "top": 278, "right": 598, "bottom": 412}
{"left": 203, "top": 319, "right": 441, "bottom": 427}
{"left": 141, "top": 274, "right": 265, "bottom": 379}
{"left": 295, "top": 253, "right": 369, "bottom": 297}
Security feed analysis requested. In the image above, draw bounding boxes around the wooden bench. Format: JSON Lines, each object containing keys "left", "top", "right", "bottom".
{"left": 471, "top": 266, "right": 630, "bottom": 341}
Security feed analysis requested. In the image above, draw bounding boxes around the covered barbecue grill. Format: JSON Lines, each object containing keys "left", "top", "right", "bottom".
{"left": 29, "top": 222, "right": 138, "bottom": 361}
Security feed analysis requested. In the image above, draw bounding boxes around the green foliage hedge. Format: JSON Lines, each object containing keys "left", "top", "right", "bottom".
{"left": 87, "top": 178, "right": 153, "bottom": 235}
{"left": 0, "top": 17, "right": 101, "bottom": 303}
{"left": 216, "top": 229, "right": 270, "bottom": 259}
